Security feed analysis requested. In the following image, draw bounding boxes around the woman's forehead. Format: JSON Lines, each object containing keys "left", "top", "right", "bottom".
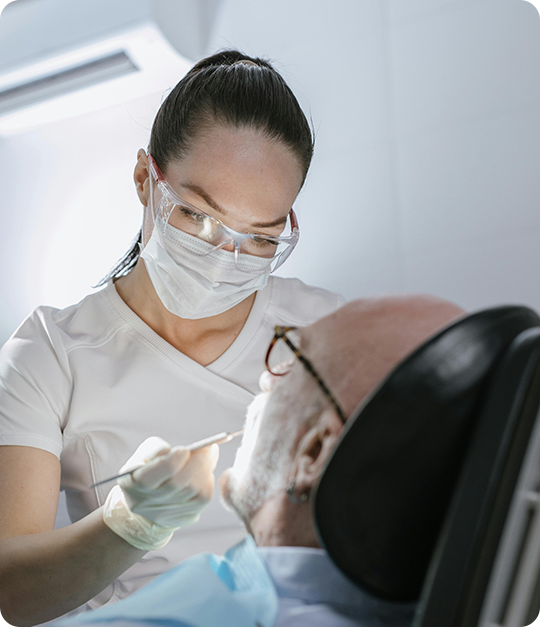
{"left": 163, "top": 126, "right": 303, "bottom": 217}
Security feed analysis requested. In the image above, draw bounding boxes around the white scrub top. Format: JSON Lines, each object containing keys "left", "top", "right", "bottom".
{"left": 0, "top": 276, "right": 344, "bottom": 614}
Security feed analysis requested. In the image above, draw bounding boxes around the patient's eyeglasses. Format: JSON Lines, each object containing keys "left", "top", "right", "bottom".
{"left": 265, "top": 326, "right": 346, "bottom": 424}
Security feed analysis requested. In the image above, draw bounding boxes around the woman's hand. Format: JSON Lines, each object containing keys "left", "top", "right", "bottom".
{"left": 102, "top": 436, "right": 219, "bottom": 551}
{"left": 117, "top": 436, "right": 219, "bottom": 528}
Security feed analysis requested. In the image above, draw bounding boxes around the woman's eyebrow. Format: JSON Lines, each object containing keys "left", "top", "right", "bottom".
{"left": 251, "top": 215, "right": 288, "bottom": 228}
{"left": 181, "top": 183, "right": 227, "bottom": 215}
{"left": 181, "top": 182, "right": 289, "bottom": 229}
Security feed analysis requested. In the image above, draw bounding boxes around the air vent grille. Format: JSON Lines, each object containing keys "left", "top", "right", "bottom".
{"left": 0, "top": 51, "right": 139, "bottom": 115}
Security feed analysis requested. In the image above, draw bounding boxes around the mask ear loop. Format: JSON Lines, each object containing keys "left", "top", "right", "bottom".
{"left": 148, "top": 169, "right": 157, "bottom": 222}
{"left": 144, "top": 169, "right": 168, "bottom": 251}
{"left": 147, "top": 153, "right": 173, "bottom": 228}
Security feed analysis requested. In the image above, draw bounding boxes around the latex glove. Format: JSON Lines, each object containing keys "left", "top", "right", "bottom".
{"left": 118, "top": 436, "right": 219, "bottom": 528}
{"left": 103, "top": 436, "right": 218, "bottom": 551}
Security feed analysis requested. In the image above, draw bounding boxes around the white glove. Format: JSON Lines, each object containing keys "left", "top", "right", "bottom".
{"left": 103, "top": 436, "right": 219, "bottom": 551}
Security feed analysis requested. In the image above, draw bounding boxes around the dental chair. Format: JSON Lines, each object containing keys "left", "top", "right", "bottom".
{"left": 314, "top": 305, "right": 540, "bottom": 627}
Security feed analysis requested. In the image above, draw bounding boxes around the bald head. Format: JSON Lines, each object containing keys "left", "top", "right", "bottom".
{"left": 299, "top": 295, "right": 465, "bottom": 417}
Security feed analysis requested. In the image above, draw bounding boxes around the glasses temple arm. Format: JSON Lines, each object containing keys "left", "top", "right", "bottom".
{"left": 281, "top": 336, "right": 347, "bottom": 424}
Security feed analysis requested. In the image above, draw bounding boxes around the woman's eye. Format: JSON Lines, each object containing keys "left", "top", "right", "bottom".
{"left": 179, "top": 206, "right": 206, "bottom": 222}
{"left": 252, "top": 236, "right": 278, "bottom": 248}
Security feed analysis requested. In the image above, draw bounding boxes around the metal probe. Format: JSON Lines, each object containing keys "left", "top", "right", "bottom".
{"left": 90, "top": 429, "right": 244, "bottom": 489}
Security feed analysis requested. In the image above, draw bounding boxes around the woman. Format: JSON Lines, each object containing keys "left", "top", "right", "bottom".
{"left": 0, "top": 50, "right": 344, "bottom": 625}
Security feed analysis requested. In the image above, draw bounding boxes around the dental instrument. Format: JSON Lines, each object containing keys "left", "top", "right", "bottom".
{"left": 90, "top": 429, "right": 244, "bottom": 488}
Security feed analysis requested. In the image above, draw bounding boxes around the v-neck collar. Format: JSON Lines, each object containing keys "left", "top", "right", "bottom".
{"left": 206, "top": 278, "right": 273, "bottom": 374}
{"left": 101, "top": 281, "right": 271, "bottom": 403}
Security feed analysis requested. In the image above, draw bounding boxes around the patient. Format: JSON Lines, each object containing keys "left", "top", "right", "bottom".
{"left": 59, "top": 295, "right": 464, "bottom": 627}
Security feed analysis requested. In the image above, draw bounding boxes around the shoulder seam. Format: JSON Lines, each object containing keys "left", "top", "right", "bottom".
{"left": 64, "top": 324, "right": 125, "bottom": 356}
{"left": 63, "top": 289, "right": 129, "bottom": 355}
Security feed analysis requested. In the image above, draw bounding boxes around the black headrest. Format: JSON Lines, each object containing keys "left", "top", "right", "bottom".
{"left": 313, "top": 305, "right": 540, "bottom": 603}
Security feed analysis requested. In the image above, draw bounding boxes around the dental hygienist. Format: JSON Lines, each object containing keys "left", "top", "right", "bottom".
{"left": 0, "top": 50, "right": 344, "bottom": 626}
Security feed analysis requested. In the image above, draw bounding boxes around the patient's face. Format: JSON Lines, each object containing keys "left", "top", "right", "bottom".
{"left": 219, "top": 354, "right": 314, "bottom": 526}
{"left": 219, "top": 303, "right": 379, "bottom": 526}
{"left": 219, "top": 391, "right": 270, "bottom": 524}
{"left": 219, "top": 312, "right": 354, "bottom": 527}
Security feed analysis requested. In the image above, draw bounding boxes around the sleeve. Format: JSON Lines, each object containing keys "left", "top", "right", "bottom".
{"left": 0, "top": 308, "right": 72, "bottom": 459}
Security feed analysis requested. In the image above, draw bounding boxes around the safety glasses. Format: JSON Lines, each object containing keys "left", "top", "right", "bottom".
{"left": 147, "top": 153, "right": 300, "bottom": 273}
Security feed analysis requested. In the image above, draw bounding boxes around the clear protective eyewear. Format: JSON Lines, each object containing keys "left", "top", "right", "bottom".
{"left": 147, "top": 153, "right": 300, "bottom": 273}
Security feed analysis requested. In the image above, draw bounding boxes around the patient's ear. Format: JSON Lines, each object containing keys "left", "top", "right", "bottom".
{"left": 292, "top": 409, "right": 343, "bottom": 495}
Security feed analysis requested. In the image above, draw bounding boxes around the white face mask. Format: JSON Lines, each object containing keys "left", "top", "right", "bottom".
{"left": 140, "top": 222, "right": 272, "bottom": 319}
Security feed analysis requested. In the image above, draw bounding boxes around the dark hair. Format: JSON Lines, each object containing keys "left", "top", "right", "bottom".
{"left": 98, "top": 49, "right": 314, "bottom": 286}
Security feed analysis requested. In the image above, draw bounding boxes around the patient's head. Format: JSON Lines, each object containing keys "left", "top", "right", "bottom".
{"left": 220, "top": 295, "right": 465, "bottom": 547}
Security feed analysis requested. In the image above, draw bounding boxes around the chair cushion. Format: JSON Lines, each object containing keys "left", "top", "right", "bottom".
{"left": 313, "top": 306, "right": 540, "bottom": 602}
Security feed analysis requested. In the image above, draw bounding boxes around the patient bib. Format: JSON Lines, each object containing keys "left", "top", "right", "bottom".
{"left": 56, "top": 536, "right": 277, "bottom": 627}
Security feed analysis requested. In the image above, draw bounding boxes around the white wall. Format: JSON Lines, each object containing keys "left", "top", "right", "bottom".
{"left": 208, "top": 0, "right": 540, "bottom": 313}
{"left": 0, "top": 0, "right": 219, "bottom": 344}
{"left": 1, "top": 0, "right": 539, "bottom": 344}
{"left": 391, "top": 0, "right": 540, "bottom": 310}
{"left": 0, "top": 92, "right": 158, "bottom": 342}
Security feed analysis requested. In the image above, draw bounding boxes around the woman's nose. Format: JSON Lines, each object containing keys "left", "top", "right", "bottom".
{"left": 220, "top": 242, "right": 235, "bottom": 253}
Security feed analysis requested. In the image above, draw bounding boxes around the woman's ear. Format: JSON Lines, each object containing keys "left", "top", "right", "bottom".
{"left": 134, "top": 149, "right": 150, "bottom": 207}
{"left": 291, "top": 408, "right": 343, "bottom": 496}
